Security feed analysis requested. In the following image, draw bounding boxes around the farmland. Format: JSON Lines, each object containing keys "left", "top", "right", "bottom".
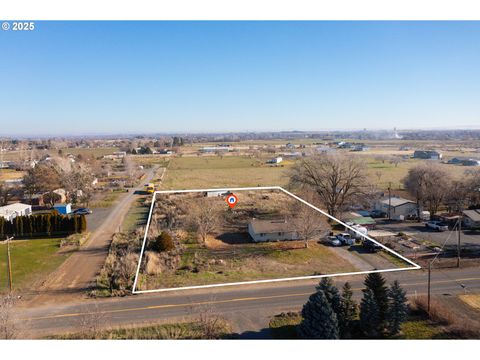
{"left": 161, "top": 156, "right": 293, "bottom": 189}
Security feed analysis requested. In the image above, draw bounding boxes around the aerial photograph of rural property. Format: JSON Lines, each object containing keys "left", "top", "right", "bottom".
{"left": 1, "top": 18, "right": 480, "bottom": 348}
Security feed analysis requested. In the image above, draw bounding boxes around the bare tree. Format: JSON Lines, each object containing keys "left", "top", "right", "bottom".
{"left": 0, "top": 295, "right": 16, "bottom": 339}
{"left": 289, "top": 154, "right": 370, "bottom": 218}
{"left": 23, "top": 163, "right": 62, "bottom": 205}
{"left": 188, "top": 198, "right": 221, "bottom": 245}
{"left": 289, "top": 192, "right": 323, "bottom": 248}
{"left": 403, "top": 163, "right": 451, "bottom": 217}
{"left": 77, "top": 302, "right": 107, "bottom": 339}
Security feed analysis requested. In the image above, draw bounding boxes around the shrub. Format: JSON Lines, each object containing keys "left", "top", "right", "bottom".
{"left": 153, "top": 232, "right": 175, "bottom": 252}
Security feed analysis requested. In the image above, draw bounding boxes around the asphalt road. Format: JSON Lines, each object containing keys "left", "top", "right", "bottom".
{"left": 17, "top": 266, "right": 480, "bottom": 338}
{"left": 23, "top": 167, "right": 159, "bottom": 305}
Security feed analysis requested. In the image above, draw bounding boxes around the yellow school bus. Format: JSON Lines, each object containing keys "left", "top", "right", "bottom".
{"left": 146, "top": 183, "right": 155, "bottom": 194}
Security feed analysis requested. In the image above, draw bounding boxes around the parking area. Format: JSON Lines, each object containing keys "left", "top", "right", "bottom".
{"left": 375, "top": 220, "right": 480, "bottom": 254}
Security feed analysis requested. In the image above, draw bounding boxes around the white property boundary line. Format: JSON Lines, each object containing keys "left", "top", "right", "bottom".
{"left": 132, "top": 186, "right": 421, "bottom": 294}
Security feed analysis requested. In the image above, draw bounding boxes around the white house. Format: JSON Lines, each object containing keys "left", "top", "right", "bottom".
{"left": 248, "top": 218, "right": 299, "bottom": 242}
{"left": 0, "top": 203, "right": 32, "bottom": 222}
{"left": 374, "top": 196, "right": 417, "bottom": 220}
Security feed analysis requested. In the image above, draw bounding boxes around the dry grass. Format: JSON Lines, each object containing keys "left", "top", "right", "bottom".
{"left": 459, "top": 294, "right": 480, "bottom": 310}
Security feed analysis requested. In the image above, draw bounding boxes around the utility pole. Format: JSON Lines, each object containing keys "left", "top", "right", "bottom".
{"left": 6, "top": 236, "right": 13, "bottom": 293}
{"left": 388, "top": 182, "right": 392, "bottom": 220}
{"left": 457, "top": 216, "right": 462, "bottom": 268}
{"left": 427, "top": 261, "right": 432, "bottom": 314}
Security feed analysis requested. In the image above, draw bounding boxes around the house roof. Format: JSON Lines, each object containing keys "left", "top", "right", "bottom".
{"left": 379, "top": 197, "right": 415, "bottom": 208}
{"left": 347, "top": 216, "right": 376, "bottom": 225}
{"left": 249, "top": 219, "right": 295, "bottom": 234}
{"left": 0, "top": 203, "right": 31, "bottom": 217}
{"left": 463, "top": 209, "right": 480, "bottom": 222}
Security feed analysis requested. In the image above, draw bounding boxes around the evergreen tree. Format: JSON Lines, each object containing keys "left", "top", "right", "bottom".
{"left": 339, "top": 282, "right": 357, "bottom": 338}
{"left": 79, "top": 215, "right": 87, "bottom": 233}
{"left": 73, "top": 215, "right": 79, "bottom": 233}
{"left": 360, "top": 288, "right": 381, "bottom": 338}
{"left": 387, "top": 280, "right": 408, "bottom": 336}
{"left": 298, "top": 290, "right": 339, "bottom": 339}
{"left": 364, "top": 273, "right": 389, "bottom": 324}
{"left": 316, "top": 277, "right": 341, "bottom": 315}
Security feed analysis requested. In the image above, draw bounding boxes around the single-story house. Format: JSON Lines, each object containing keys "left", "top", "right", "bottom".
{"left": 204, "top": 190, "right": 230, "bottom": 198}
{"left": 462, "top": 209, "right": 480, "bottom": 229}
{"left": 53, "top": 203, "right": 72, "bottom": 215}
{"left": 413, "top": 150, "right": 442, "bottom": 160}
{"left": 374, "top": 196, "right": 417, "bottom": 220}
{"left": 0, "top": 203, "right": 32, "bottom": 221}
{"left": 248, "top": 219, "right": 299, "bottom": 242}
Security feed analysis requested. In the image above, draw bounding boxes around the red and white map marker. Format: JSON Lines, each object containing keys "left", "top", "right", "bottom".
{"left": 226, "top": 193, "right": 238, "bottom": 209}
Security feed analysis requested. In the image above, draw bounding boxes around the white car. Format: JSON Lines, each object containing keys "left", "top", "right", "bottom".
{"left": 336, "top": 233, "right": 355, "bottom": 246}
{"left": 425, "top": 221, "right": 449, "bottom": 232}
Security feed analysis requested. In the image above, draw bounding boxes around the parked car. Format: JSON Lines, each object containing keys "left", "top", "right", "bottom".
{"left": 425, "top": 221, "right": 449, "bottom": 232}
{"left": 327, "top": 236, "right": 342, "bottom": 247}
{"left": 73, "top": 208, "right": 93, "bottom": 215}
{"left": 336, "top": 233, "right": 355, "bottom": 246}
{"left": 370, "top": 209, "right": 387, "bottom": 218}
{"left": 362, "top": 239, "right": 382, "bottom": 253}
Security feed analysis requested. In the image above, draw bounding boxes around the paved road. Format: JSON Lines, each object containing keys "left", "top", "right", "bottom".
{"left": 17, "top": 266, "right": 480, "bottom": 338}
{"left": 23, "top": 167, "right": 159, "bottom": 305}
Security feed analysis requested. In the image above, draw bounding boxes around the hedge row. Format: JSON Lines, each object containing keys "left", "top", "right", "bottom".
{"left": 0, "top": 213, "right": 87, "bottom": 238}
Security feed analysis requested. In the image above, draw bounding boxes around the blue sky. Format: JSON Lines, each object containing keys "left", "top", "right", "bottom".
{"left": 1, "top": 21, "right": 480, "bottom": 135}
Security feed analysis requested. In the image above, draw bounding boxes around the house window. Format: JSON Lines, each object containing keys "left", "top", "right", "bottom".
{"left": 278, "top": 232, "right": 283, "bottom": 236}
{"left": 260, "top": 233, "right": 265, "bottom": 237}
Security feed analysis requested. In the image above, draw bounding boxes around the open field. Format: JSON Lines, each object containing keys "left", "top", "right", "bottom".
{"left": 0, "top": 169, "right": 25, "bottom": 182}
{"left": 0, "top": 238, "right": 69, "bottom": 293}
{"left": 161, "top": 156, "right": 293, "bottom": 189}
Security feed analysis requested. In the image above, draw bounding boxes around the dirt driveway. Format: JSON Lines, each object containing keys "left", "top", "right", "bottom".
{"left": 23, "top": 167, "right": 160, "bottom": 305}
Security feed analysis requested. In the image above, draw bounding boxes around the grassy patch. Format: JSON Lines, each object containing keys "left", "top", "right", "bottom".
{"left": 90, "top": 190, "right": 124, "bottom": 208}
{"left": 161, "top": 156, "right": 292, "bottom": 189}
{"left": 0, "top": 169, "right": 25, "bottom": 182}
{"left": 49, "top": 321, "right": 231, "bottom": 339}
{"left": 459, "top": 294, "right": 480, "bottom": 310}
{"left": 139, "top": 241, "right": 356, "bottom": 290}
{"left": 399, "top": 320, "right": 444, "bottom": 339}
{"left": 122, "top": 197, "right": 150, "bottom": 232}
{"left": 0, "top": 238, "right": 69, "bottom": 293}
{"left": 269, "top": 312, "right": 301, "bottom": 339}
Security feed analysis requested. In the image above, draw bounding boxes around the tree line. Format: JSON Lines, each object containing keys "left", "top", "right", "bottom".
{"left": 298, "top": 273, "right": 408, "bottom": 339}
{"left": 0, "top": 213, "right": 87, "bottom": 238}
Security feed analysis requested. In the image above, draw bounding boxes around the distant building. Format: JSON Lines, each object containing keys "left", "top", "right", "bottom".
{"left": 53, "top": 203, "right": 72, "bottom": 215}
{"left": 285, "top": 143, "right": 296, "bottom": 149}
{"left": 374, "top": 196, "right": 417, "bottom": 220}
{"left": 0, "top": 203, "right": 32, "bottom": 222}
{"left": 350, "top": 144, "right": 368, "bottom": 152}
{"left": 413, "top": 150, "right": 442, "bottom": 160}
{"left": 104, "top": 151, "right": 127, "bottom": 159}
{"left": 248, "top": 219, "right": 299, "bottom": 242}
{"left": 447, "top": 157, "right": 480, "bottom": 166}
{"left": 200, "top": 146, "right": 230, "bottom": 153}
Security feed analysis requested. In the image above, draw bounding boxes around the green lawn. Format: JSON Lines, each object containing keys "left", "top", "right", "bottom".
{"left": 122, "top": 197, "right": 150, "bottom": 232}
{"left": 0, "top": 238, "right": 69, "bottom": 293}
